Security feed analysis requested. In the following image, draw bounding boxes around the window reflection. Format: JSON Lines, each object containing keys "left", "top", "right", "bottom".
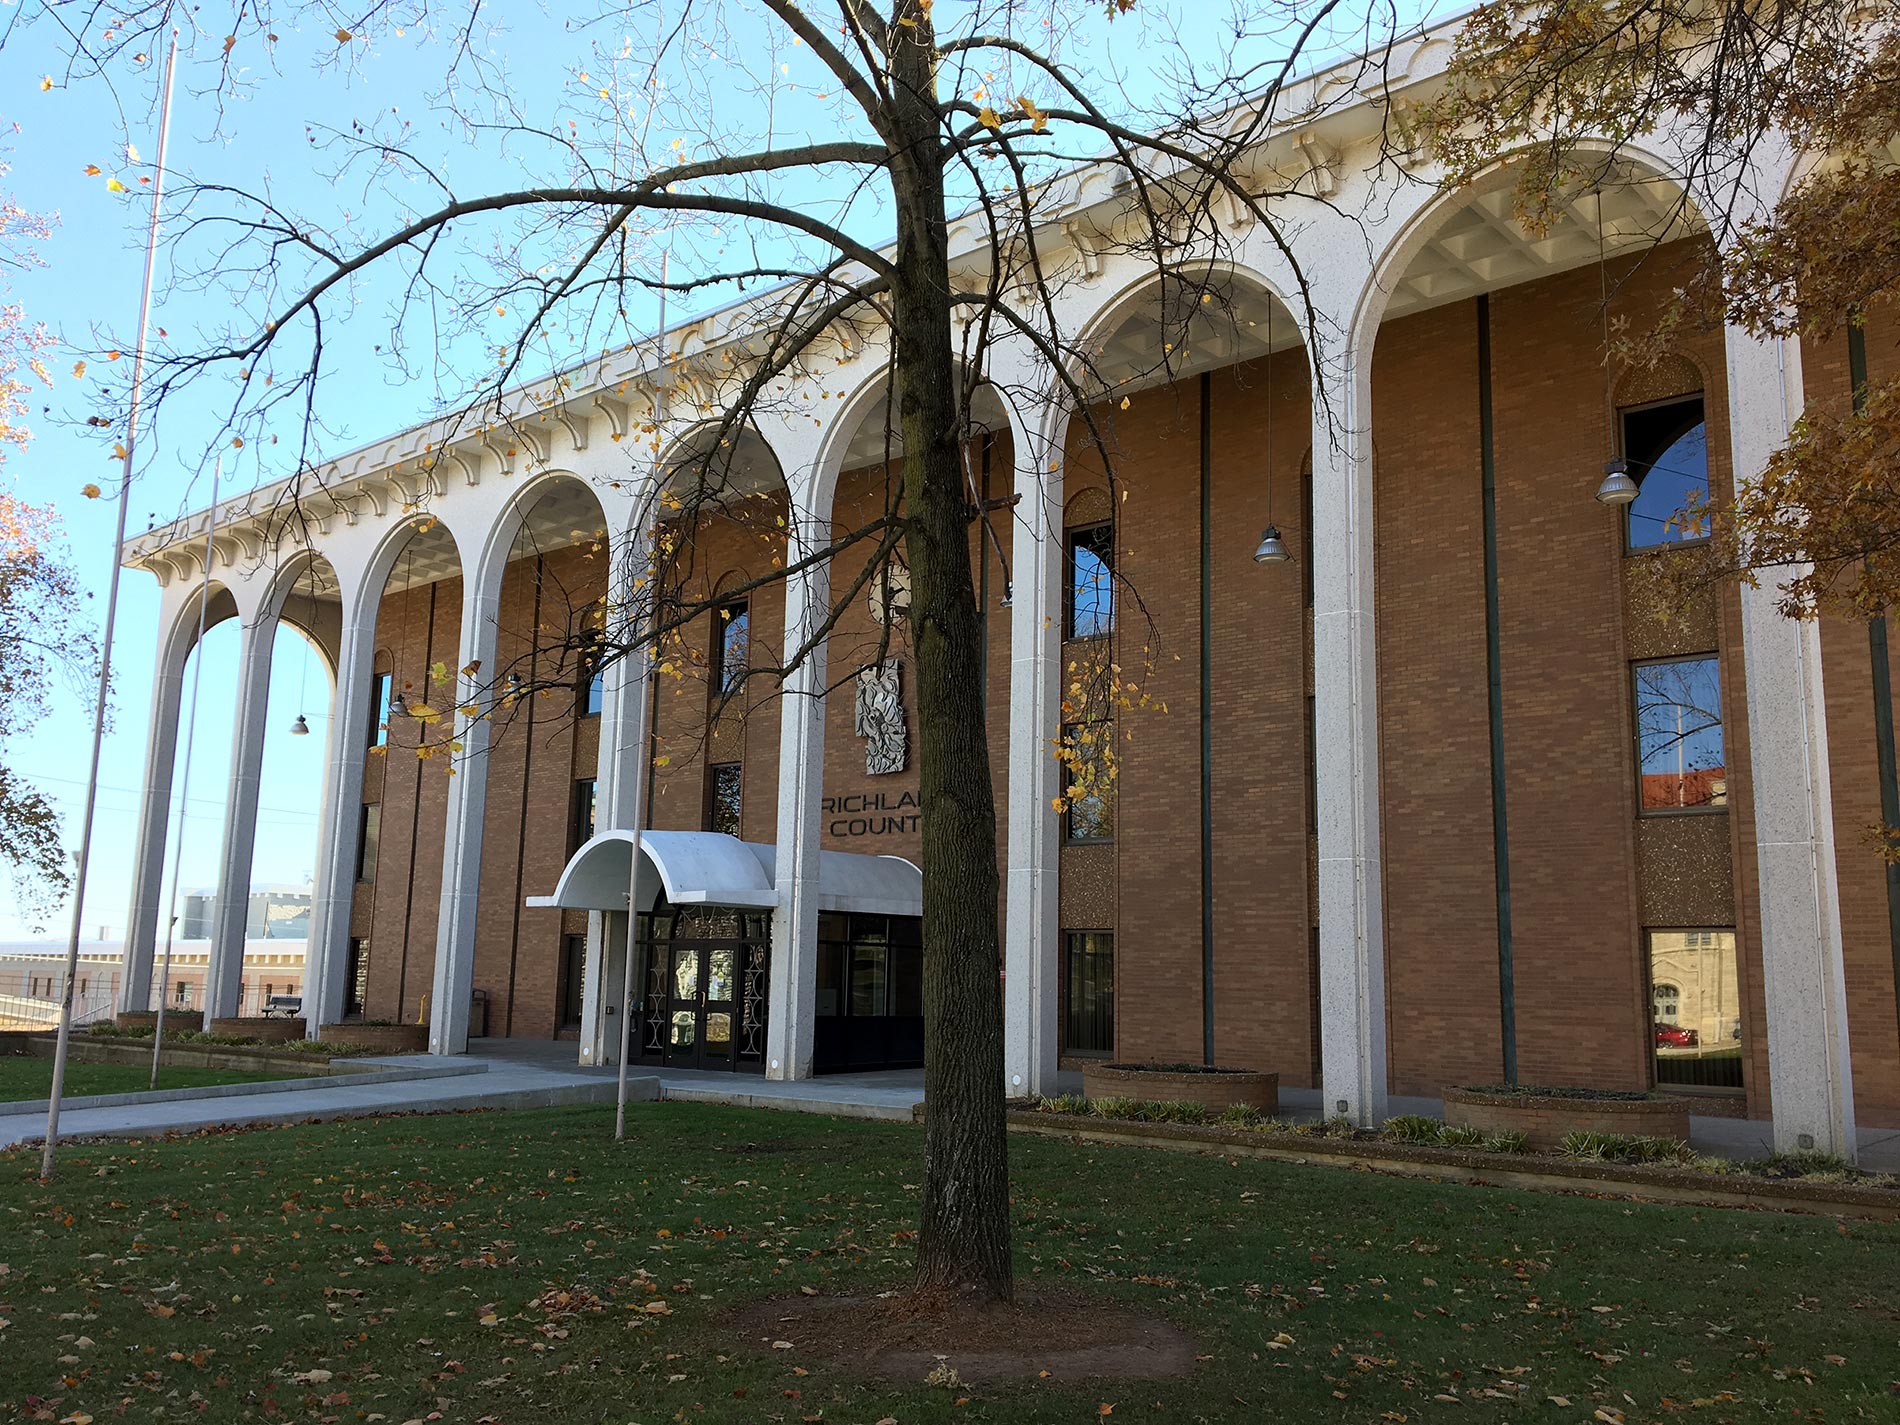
{"left": 1062, "top": 931, "right": 1115, "bottom": 1055}
{"left": 707, "top": 762, "right": 743, "bottom": 836}
{"left": 1063, "top": 723, "right": 1115, "bottom": 842}
{"left": 712, "top": 601, "right": 749, "bottom": 694}
{"left": 1066, "top": 523, "right": 1114, "bottom": 639}
{"left": 1649, "top": 929, "right": 1742, "bottom": 1090}
{"left": 1634, "top": 656, "right": 1726, "bottom": 811}
{"left": 1624, "top": 396, "right": 1710, "bottom": 549}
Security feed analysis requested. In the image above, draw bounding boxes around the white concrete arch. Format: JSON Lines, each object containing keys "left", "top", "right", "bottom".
{"left": 119, "top": 579, "right": 241, "bottom": 1014}
{"left": 428, "top": 468, "right": 620, "bottom": 1056}
{"left": 198, "top": 540, "right": 351, "bottom": 1026}
{"left": 305, "top": 510, "right": 468, "bottom": 1036}
{"left": 1307, "top": 132, "right": 1855, "bottom": 1153}
{"left": 1346, "top": 137, "right": 1712, "bottom": 364}
{"left": 1060, "top": 254, "right": 1307, "bottom": 397}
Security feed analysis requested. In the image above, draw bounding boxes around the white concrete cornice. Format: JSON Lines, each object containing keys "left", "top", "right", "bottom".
{"left": 121, "top": 14, "right": 1473, "bottom": 579}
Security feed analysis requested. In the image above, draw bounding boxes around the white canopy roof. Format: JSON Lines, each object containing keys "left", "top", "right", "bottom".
{"left": 527, "top": 829, "right": 923, "bottom": 919}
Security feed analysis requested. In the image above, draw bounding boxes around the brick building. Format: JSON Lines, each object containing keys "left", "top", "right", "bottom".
{"left": 115, "top": 22, "right": 1893, "bottom": 1156}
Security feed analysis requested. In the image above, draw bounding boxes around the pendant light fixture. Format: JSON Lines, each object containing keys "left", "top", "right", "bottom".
{"left": 1593, "top": 187, "right": 1639, "bottom": 507}
{"left": 387, "top": 543, "right": 415, "bottom": 721}
{"left": 287, "top": 577, "right": 313, "bottom": 734}
{"left": 1253, "top": 295, "right": 1291, "bottom": 564}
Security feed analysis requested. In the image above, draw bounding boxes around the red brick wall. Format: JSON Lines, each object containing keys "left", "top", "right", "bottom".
{"left": 330, "top": 261, "right": 1900, "bottom": 1129}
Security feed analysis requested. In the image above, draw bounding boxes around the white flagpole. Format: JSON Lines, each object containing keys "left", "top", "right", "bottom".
{"left": 41, "top": 33, "right": 180, "bottom": 1180}
{"left": 615, "top": 249, "right": 667, "bottom": 1143}
{"left": 149, "top": 455, "right": 220, "bottom": 1088}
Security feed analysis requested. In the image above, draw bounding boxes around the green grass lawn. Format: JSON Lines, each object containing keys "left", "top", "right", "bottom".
{"left": 4, "top": 1103, "right": 1897, "bottom": 1423}
{"left": 0, "top": 1057, "right": 297, "bottom": 1103}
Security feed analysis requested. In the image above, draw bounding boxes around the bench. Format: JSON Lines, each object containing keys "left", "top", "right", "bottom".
{"left": 261, "top": 995, "right": 304, "bottom": 1018}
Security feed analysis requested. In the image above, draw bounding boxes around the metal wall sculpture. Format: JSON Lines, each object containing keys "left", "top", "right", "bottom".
{"left": 854, "top": 662, "right": 908, "bottom": 776}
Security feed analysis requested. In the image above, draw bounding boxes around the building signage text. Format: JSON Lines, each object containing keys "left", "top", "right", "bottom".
{"left": 824, "top": 789, "right": 920, "bottom": 838}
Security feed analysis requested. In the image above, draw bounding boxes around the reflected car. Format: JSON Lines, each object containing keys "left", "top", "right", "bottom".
{"left": 1654, "top": 1024, "right": 1700, "bottom": 1048}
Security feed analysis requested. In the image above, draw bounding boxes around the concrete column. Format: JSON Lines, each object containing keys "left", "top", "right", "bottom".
{"left": 303, "top": 574, "right": 378, "bottom": 1033}
{"left": 1311, "top": 334, "right": 1388, "bottom": 1127}
{"left": 766, "top": 508, "right": 829, "bottom": 1081}
{"left": 579, "top": 531, "right": 652, "bottom": 1067}
{"left": 1726, "top": 326, "right": 1858, "bottom": 1158}
{"left": 1003, "top": 407, "right": 1068, "bottom": 1097}
{"left": 204, "top": 609, "right": 279, "bottom": 1023}
{"left": 119, "top": 613, "right": 190, "bottom": 1013}
{"left": 426, "top": 556, "right": 505, "bottom": 1056}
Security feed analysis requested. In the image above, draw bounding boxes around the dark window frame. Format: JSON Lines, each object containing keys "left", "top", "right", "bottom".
{"left": 344, "top": 938, "right": 370, "bottom": 1019}
{"left": 1060, "top": 929, "right": 1116, "bottom": 1057}
{"left": 1064, "top": 522, "right": 1115, "bottom": 641}
{"left": 1621, "top": 393, "right": 1712, "bottom": 554}
{"left": 356, "top": 802, "right": 381, "bottom": 883}
{"left": 1060, "top": 722, "right": 1115, "bottom": 845}
{"left": 1645, "top": 925, "right": 1744, "bottom": 1093}
{"left": 558, "top": 934, "right": 587, "bottom": 1028}
{"left": 1631, "top": 652, "right": 1728, "bottom": 817}
{"left": 576, "top": 632, "right": 605, "bottom": 717}
{"left": 571, "top": 777, "right": 599, "bottom": 852}
{"left": 710, "top": 599, "right": 750, "bottom": 697}
{"left": 706, "top": 761, "right": 744, "bottom": 838}
{"left": 368, "top": 670, "right": 392, "bottom": 748}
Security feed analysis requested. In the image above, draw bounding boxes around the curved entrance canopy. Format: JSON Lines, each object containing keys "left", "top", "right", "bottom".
{"left": 529, "top": 829, "right": 923, "bottom": 918}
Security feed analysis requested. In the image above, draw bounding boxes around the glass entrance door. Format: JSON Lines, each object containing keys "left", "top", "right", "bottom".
{"left": 637, "top": 904, "right": 769, "bottom": 1073}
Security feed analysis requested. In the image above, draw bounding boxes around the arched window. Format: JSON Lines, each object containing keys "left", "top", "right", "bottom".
{"left": 1623, "top": 395, "right": 1710, "bottom": 549}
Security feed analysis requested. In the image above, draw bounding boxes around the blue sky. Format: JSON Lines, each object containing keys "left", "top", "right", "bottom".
{"left": 0, "top": 0, "right": 1444, "bottom": 941}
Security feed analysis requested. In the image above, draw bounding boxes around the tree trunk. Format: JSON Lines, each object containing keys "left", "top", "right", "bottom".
{"left": 887, "top": 1, "right": 1013, "bottom": 1305}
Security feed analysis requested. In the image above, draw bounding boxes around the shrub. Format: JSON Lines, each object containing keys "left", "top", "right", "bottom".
{"left": 1559, "top": 1130, "right": 1692, "bottom": 1164}
{"left": 1437, "top": 1125, "right": 1489, "bottom": 1149}
{"left": 1039, "top": 1093, "right": 1089, "bottom": 1117}
{"left": 1089, "top": 1096, "right": 1138, "bottom": 1120}
{"left": 1217, "top": 1103, "right": 1264, "bottom": 1128}
{"left": 1141, "top": 1100, "right": 1210, "bottom": 1125}
{"left": 1753, "top": 1150, "right": 1858, "bottom": 1181}
{"left": 1482, "top": 1130, "right": 1531, "bottom": 1155}
{"left": 1381, "top": 1114, "right": 1443, "bottom": 1144}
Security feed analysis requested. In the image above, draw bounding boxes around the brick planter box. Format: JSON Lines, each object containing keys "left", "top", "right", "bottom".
{"left": 115, "top": 1011, "right": 161, "bottom": 1031}
{"left": 1444, "top": 1086, "right": 1690, "bottom": 1150}
{"left": 319, "top": 1023, "right": 428, "bottom": 1054}
{"left": 210, "top": 1016, "right": 306, "bottom": 1043}
{"left": 1082, "top": 1062, "right": 1278, "bottom": 1113}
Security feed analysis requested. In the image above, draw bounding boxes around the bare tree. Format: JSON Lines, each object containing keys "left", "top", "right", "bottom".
{"left": 40, "top": 0, "right": 1380, "bottom": 1305}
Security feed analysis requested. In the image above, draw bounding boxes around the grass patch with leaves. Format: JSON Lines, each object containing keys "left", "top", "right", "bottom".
{"left": 4, "top": 1102, "right": 1899, "bottom": 1423}
{"left": 0, "top": 1058, "right": 296, "bottom": 1103}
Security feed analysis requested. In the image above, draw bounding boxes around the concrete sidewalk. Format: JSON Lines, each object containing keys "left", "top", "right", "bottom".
{"left": 0, "top": 1051, "right": 651, "bottom": 1149}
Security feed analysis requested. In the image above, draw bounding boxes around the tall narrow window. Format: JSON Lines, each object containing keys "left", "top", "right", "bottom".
{"left": 1062, "top": 931, "right": 1115, "bottom": 1055}
{"left": 344, "top": 938, "right": 370, "bottom": 1018}
{"left": 1061, "top": 724, "right": 1115, "bottom": 843}
{"left": 707, "top": 762, "right": 743, "bottom": 837}
{"left": 1634, "top": 655, "right": 1727, "bottom": 811}
{"left": 1648, "top": 928, "right": 1742, "bottom": 1090}
{"left": 1623, "top": 395, "right": 1710, "bottom": 549}
{"left": 572, "top": 778, "right": 598, "bottom": 851}
{"left": 559, "top": 934, "right": 587, "bottom": 1028}
{"left": 577, "top": 634, "right": 605, "bottom": 716}
{"left": 1066, "top": 523, "right": 1114, "bottom": 639}
{"left": 356, "top": 803, "right": 382, "bottom": 883}
{"left": 368, "top": 671, "right": 392, "bottom": 748}
{"left": 711, "top": 601, "right": 749, "bottom": 695}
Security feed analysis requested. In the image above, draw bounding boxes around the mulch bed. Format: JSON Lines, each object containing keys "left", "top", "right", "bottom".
{"left": 733, "top": 1289, "right": 1199, "bottom": 1384}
